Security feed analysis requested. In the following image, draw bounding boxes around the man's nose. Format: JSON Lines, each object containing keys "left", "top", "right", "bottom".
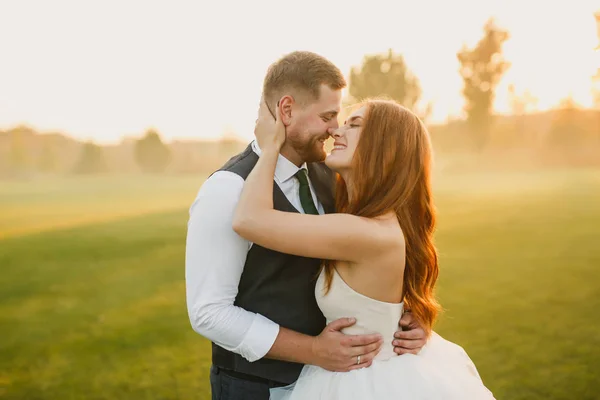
{"left": 327, "top": 127, "right": 341, "bottom": 138}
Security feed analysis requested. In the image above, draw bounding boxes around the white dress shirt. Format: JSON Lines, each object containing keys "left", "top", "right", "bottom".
{"left": 185, "top": 141, "right": 324, "bottom": 362}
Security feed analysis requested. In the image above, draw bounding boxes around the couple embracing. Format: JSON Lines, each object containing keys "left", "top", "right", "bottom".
{"left": 185, "top": 51, "right": 495, "bottom": 400}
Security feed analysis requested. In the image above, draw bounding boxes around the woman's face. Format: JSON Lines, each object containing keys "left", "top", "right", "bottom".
{"left": 325, "top": 106, "right": 366, "bottom": 172}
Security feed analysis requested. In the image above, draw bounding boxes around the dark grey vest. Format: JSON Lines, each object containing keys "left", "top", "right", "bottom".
{"left": 211, "top": 143, "right": 335, "bottom": 384}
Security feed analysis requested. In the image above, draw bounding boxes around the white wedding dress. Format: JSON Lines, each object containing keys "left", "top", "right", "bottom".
{"left": 271, "top": 269, "right": 495, "bottom": 399}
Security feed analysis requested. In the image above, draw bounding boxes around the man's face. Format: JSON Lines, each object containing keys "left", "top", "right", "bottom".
{"left": 286, "top": 84, "right": 342, "bottom": 163}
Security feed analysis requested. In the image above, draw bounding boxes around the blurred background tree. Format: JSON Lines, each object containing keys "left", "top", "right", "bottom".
{"left": 134, "top": 129, "right": 172, "bottom": 173}
{"left": 548, "top": 97, "right": 583, "bottom": 147}
{"left": 72, "top": 141, "right": 108, "bottom": 174}
{"left": 37, "top": 136, "right": 58, "bottom": 173}
{"left": 457, "top": 18, "right": 510, "bottom": 150}
{"left": 507, "top": 84, "right": 538, "bottom": 143}
{"left": 9, "top": 126, "right": 31, "bottom": 176}
{"left": 219, "top": 129, "right": 243, "bottom": 157}
{"left": 346, "top": 49, "right": 431, "bottom": 121}
{"left": 348, "top": 49, "right": 421, "bottom": 109}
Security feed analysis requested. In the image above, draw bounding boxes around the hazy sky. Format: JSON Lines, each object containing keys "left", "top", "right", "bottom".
{"left": 1, "top": 0, "right": 599, "bottom": 143}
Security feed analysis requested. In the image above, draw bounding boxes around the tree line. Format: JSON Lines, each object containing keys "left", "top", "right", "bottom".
{"left": 2, "top": 17, "right": 599, "bottom": 177}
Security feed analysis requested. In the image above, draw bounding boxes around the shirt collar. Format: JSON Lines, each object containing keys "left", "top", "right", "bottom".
{"left": 251, "top": 140, "right": 308, "bottom": 183}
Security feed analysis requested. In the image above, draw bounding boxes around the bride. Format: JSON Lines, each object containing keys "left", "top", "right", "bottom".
{"left": 232, "top": 97, "right": 495, "bottom": 399}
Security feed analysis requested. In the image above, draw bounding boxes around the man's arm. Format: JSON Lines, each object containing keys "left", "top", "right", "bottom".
{"left": 186, "top": 169, "right": 384, "bottom": 370}
{"left": 185, "top": 171, "right": 279, "bottom": 362}
{"left": 267, "top": 321, "right": 384, "bottom": 372}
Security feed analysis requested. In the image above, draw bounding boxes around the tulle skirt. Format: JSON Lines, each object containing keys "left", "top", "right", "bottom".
{"left": 270, "top": 332, "right": 495, "bottom": 400}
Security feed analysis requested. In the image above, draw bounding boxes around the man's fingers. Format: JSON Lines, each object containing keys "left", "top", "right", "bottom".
{"left": 398, "top": 311, "right": 416, "bottom": 328}
{"left": 393, "top": 338, "right": 425, "bottom": 350}
{"left": 394, "top": 327, "right": 424, "bottom": 340}
{"left": 347, "top": 360, "right": 373, "bottom": 371}
{"left": 350, "top": 339, "right": 382, "bottom": 357}
{"left": 347, "top": 345, "right": 380, "bottom": 371}
{"left": 343, "top": 333, "right": 382, "bottom": 347}
{"left": 399, "top": 310, "right": 413, "bottom": 321}
{"left": 394, "top": 346, "right": 420, "bottom": 356}
{"left": 327, "top": 317, "right": 356, "bottom": 332}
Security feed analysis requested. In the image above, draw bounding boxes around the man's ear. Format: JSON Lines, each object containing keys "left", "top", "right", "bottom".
{"left": 277, "top": 95, "right": 294, "bottom": 126}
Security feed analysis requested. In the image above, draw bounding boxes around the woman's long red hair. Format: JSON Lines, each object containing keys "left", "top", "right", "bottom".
{"left": 322, "top": 99, "right": 440, "bottom": 334}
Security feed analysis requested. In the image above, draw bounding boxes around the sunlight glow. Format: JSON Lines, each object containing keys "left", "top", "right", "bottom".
{"left": 0, "top": 0, "right": 598, "bottom": 143}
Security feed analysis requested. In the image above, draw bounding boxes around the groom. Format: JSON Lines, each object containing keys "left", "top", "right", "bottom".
{"left": 185, "top": 51, "right": 427, "bottom": 400}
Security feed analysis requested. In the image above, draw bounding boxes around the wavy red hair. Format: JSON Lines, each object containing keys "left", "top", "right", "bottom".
{"left": 322, "top": 99, "right": 441, "bottom": 334}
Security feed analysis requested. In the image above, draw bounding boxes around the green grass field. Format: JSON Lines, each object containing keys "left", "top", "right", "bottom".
{"left": 1, "top": 169, "right": 599, "bottom": 399}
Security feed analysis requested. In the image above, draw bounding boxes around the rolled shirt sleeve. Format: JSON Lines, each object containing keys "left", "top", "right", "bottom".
{"left": 185, "top": 171, "right": 280, "bottom": 362}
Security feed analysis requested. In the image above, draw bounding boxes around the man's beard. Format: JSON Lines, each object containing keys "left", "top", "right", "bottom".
{"left": 290, "top": 134, "right": 327, "bottom": 163}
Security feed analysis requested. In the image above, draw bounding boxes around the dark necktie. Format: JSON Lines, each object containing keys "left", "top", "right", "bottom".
{"left": 295, "top": 169, "right": 319, "bottom": 215}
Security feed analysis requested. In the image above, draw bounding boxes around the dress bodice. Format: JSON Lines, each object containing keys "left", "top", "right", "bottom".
{"left": 272, "top": 270, "right": 495, "bottom": 399}
{"left": 315, "top": 269, "right": 404, "bottom": 361}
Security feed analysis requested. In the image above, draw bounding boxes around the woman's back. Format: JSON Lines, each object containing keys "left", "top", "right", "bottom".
{"left": 334, "top": 212, "right": 406, "bottom": 304}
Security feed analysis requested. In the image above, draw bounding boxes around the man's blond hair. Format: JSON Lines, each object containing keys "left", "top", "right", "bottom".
{"left": 263, "top": 51, "right": 346, "bottom": 107}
